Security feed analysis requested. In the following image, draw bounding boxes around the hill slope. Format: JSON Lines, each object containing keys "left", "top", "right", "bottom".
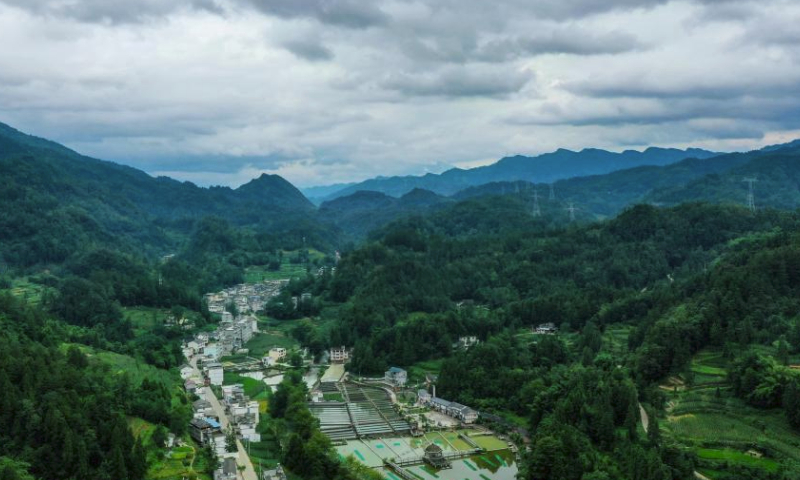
{"left": 0, "top": 122, "right": 331, "bottom": 268}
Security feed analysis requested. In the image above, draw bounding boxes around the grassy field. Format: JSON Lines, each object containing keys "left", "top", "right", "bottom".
{"left": 407, "top": 358, "right": 444, "bottom": 382}
{"left": 223, "top": 371, "right": 270, "bottom": 399}
{"left": 662, "top": 348, "right": 800, "bottom": 475}
{"left": 245, "top": 332, "right": 299, "bottom": 357}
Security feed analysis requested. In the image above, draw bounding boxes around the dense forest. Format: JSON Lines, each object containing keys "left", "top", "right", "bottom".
{"left": 3, "top": 120, "right": 800, "bottom": 479}
{"left": 290, "top": 199, "right": 800, "bottom": 479}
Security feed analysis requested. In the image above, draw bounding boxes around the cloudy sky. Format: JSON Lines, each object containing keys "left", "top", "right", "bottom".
{"left": 1, "top": 0, "right": 799, "bottom": 188}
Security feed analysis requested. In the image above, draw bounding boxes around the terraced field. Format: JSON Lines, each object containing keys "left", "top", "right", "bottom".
{"left": 663, "top": 349, "right": 800, "bottom": 478}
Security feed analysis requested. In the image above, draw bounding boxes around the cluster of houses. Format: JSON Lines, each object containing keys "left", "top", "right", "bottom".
{"left": 221, "top": 384, "right": 261, "bottom": 442}
{"left": 183, "top": 313, "right": 259, "bottom": 361}
{"left": 204, "top": 280, "right": 286, "bottom": 316}
{"left": 418, "top": 389, "right": 479, "bottom": 424}
{"left": 188, "top": 383, "right": 263, "bottom": 479}
{"left": 455, "top": 336, "right": 479, "bottom": 349}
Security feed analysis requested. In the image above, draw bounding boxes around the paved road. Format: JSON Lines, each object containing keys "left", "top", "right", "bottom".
{"left": 190, "top": 356, "right": 259, "bottom": 480}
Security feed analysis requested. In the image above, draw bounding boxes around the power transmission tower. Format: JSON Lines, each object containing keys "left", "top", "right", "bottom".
{"left": 743, "top": 177, "right": 757, "bottom": 213}
{"left": 532, "top": 188, "right": 541, "bottom": 217}
{"left": 566, "top": 202, "right": 577, "bottom": 222}
{"left": 549, "top": 183, "right": 556, "bottom": 201}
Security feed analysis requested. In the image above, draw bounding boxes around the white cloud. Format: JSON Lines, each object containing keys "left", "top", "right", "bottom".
{"left": 0, "top": 0, "right": 799, "bottom": 188}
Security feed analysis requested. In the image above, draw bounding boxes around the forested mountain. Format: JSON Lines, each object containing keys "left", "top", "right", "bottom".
{"left": 293, "top": 198, "right": 800, "bottom": 479}
{"left": 310, "top": 146, "right": 719, "bottom": 202}
{"left": 318, "top": 188, "right": 450, "bottom": 238}
{"left": 648, "top": 151, "right": 800, "bottom": 210}
{"left": 0, "top": 122, "right": 335, "bottom": 269}
{"left": 314, "top": 144, "right": 800, "bottom": 240}
{"left": 454, "top": 144, "right": 800, "bottom": 219}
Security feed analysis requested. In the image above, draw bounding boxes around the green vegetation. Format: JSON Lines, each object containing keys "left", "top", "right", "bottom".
{"left": 222, "top": 371, "right": 270, "bottom": 399}
{"left": 245, "top": 332, "right": 299, "bottom": 357}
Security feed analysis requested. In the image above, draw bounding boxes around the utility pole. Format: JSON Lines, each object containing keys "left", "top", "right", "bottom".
{"left": 532, "top": 188, "right": 541, "bottom": 217}
{"left": 549, "top": 183, "right": 556, "bottom": 201}
{"left": 567, "top": 202, "right": 577, "bottom": 222}
{"left": 743, "top": 177, "right": 757, "bottom": 213}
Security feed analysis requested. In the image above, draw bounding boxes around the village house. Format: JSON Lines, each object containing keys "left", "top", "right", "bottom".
{"left": 179, "top": 364, "right": 194, "bottom": 380}
{"left": 238, "top": 422, "right": 261, "bottom": 442}
{"left": 448, "top": 402, "right": 479, "bottom": 424}
{"left": 329, "top": 345, "right": 350, "bottom": 363}
{"left": 214, "top": 457, "right": 238, "bottom": 480}
{"left": 263, "top": 464, "right": 287, "bottom": 480}
{"left": 385, "top": 367, "right": 408, "bottom": 387}
{"left": 184, "top": 379, "right": 197, "bottom": 393}
{"left": 193, "top": 400, "right": 214, "bottom": 418}
{"left": 457, "top": 336, "right": 479, "bottom": 349}
{"left": 534, "top": 322, "right": 558, "bottom": 335}
{"left": 268, "top": 347, "right": 287, "bottom": 362}
{"left": 204, "top": 361, "right": 224, "bottom": 386}
{"left": 425, "top": 396, "right": 479, "bottom": 424}
{"left": 189, "top": 417, "right": 221, "bottom": 445}
{"left": 418, "top": 389, "right": 431, "bottom": 405}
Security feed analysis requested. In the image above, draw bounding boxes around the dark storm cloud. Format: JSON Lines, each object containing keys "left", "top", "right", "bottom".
{"left": 0, "top": 0, "right": 221, "bottom": 24}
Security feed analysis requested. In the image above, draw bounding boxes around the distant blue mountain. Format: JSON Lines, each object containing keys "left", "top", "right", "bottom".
{"left": 314, "top": 146, "right": 720, "bottom": 201}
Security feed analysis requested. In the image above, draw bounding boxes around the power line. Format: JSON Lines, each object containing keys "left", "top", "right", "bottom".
{"left": 532, "top": 188, "right": 541, "bottom": 217}
{"left": 743, "top": 176, "right": 757, "bottom": 213}
{"left": 566, "top": 202, "right": 577, "bottom": 222}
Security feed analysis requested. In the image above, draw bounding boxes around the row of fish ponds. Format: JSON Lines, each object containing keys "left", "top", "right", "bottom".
{"left": 310, "top": 382, "right": 410, "bottom": 440}
{"left": 336, "top": 432, "right": 518, "bottom": 480}
{"left": 310, "top": 382, "right": 518, "bottom": 479}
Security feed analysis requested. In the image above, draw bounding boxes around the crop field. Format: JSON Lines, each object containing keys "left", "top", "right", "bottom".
{"left": 601, "top": 324, "right": 632, "bottom": 357}
{"left": 663, "top": 348, "right": 800, "bottom": 475}
{"left": 129, "top": 417, "right": 212, "bottom": 480}
{"left": 71, "top": 344, "right": 176, "bottom": 387}
{"left": 244, "top": 249, "right": 326, "bottom": 283}
{"left": 8, "top": 277, "right": 53, "bottom": 306}
{"left": 244, "top": 263, "right": 308, "bottom": 283}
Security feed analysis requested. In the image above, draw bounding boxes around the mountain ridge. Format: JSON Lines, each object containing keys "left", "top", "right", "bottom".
{"left": 307, "top": 146, "right": 721, "bottom": 202}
